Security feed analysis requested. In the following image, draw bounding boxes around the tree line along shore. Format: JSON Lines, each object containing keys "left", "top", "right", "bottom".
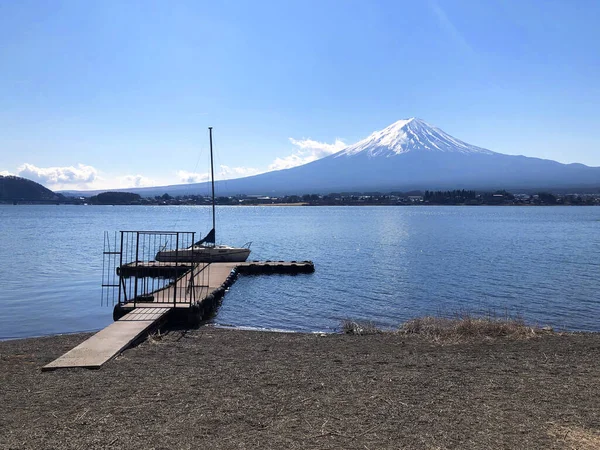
{"left": 3, "top": 175, "right": 600, "bottom": 205}
{"left": 36, "top": 189, "right": 600, "bottom": 206}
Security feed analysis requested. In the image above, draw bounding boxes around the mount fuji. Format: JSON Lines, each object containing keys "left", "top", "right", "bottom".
{"left": 72, "top": 118, "right": 600, "bottom": 196}
{"left": 336, "top": 118, "right": 496, "bottom": 157}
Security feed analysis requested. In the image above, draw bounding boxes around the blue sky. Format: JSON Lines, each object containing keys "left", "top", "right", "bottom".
{"left": 1, "top": 0, "right": 599, "bottom": 190}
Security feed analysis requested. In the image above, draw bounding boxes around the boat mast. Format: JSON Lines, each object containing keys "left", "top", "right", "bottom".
{"left": 209, "top": 127, "right": 216, "bottom": 243}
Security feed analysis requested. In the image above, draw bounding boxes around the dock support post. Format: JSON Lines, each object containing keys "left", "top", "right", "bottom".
{"left": 118, "top": 231, "right": 124, "bottom": 306}
{"left": 134, "top": 232, "right": 140, "bottom": 306}
{"left": 173, "top": 232, "right": 179, "bottom": 307}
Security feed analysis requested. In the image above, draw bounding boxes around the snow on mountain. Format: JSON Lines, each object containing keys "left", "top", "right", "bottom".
{"left": 337, "top": 118, "right": 495, "bottom": 157}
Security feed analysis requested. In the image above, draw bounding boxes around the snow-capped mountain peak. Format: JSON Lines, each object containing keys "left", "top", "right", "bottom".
{"left": 336, "top": 118, "right": 495, "bottom": 157}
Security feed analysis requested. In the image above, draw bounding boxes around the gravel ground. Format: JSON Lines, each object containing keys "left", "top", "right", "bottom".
{"left": 1, "top": 327, "right": 599, "bottom": 449}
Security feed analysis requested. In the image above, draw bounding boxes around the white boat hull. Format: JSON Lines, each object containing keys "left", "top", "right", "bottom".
{"left": 155, "top": 245, "right": 251, "bottom": 263}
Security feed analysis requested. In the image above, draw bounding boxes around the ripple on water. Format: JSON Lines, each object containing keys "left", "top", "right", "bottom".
{"left": 1, "top": 205, "right": 599, "bottom": 338}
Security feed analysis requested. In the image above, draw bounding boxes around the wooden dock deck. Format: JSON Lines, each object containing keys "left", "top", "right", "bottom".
{"left": 120, "top": 262, "right": 237, "bottom": 309}
{"left": 44, "top": 260, "right": 314, "bottom": 370}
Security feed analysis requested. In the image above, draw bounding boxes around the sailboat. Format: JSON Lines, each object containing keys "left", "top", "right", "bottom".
{"left": 155, "top": 127, "right": 252, "bottom": 263}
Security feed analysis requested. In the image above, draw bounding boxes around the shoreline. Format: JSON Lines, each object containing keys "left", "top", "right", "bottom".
{"left": 3, "top": 317, "right": 599, "bottom": 343}
{"left": 5, "top": 202, "right": 598, "bottom": 207}
{"left": 2, "top": 326, "right": 599, "bottom": 449}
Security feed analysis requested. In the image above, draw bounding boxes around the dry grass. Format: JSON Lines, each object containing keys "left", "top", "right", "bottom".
{"left": 399, "top": 313, "right": 553, "bottom": 342}
{"left": 2, "top": 328, "right": 599, "bottom": 449}
{"left": 341, "top": 319, "right": 383, "bottom": 335}
{"left": 548, "top": 425, "right": 600, "bottom": 450}
{"left": 341, "top": 313, "right": 553, "bottom": 342}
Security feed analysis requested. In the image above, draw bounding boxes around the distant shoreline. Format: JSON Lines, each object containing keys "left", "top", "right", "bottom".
{"left": 6, "top": 183, "right": 600, "bottom": 206}
{"left": 3, "top": 202, "right": 598, "bottom": 207}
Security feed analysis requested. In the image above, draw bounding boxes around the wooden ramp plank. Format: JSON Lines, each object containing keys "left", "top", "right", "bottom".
{"left": 42, "top": 308, "right": 169, "bottom": 371}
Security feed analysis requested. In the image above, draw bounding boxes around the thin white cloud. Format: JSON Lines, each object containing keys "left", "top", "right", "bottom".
{"left": 268, "top": 137, "right": 346, "bottom": 171}
{"left": 177, "top": 138, "right": 346, "bottom": 180}
{"left": 10, "top": 162, "right": 159, "bottom": 191}
{"left": 177, "top": 165, "right": 262, "bottom": 184}
{"left": 218, "top": 165, "right": 261, "bottom": 179}
{"left": 11, "top": 136, "right": 348, "bottom": 191}
{"left": 177, "top": 170, "right": 209, "bottom": 184}
{"left": 268, "top": 154, "right": 307, "bottom": 171}
{"left": 17, "top": 163, "right": 98, "bottom": 186}
{"left": 429, "top": 0, "right": 473, "bottom": 55}
{"left": 117, "top": 174, "right": 155, "bottom": 188}
{"left": 288, "top": 138, "right": 347, "bottom": 154}
{"left": 0, "top": 170, "right": 14, "bottom": 176}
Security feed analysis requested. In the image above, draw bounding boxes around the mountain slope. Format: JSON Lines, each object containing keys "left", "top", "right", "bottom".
{"left": 64, "top": 118, "right": 600, "bottom": 196}
{"left": 205, "top": 150, "right": 600, "bottom": 195}
{"left": 0, "top": 175, "right": 64, "bottom": 202}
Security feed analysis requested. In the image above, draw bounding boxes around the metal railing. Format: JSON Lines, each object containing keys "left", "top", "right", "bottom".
{"left": 102, "top": 231, "right": 210, "bottom": 308}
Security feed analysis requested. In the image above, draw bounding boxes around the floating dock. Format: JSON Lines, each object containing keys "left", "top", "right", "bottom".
{"left": 115, "top": 260, "right": 315, "bottom": 316}
{"left": 43, "top": 260, "right": 314, "bottom": 371}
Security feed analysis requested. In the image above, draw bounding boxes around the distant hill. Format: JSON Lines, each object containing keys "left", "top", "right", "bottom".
{"left": 0, "top": 175, "right": 64, "bottom": 203}
{"left": 89, "top": 191, "right": 142, "bottom": 205}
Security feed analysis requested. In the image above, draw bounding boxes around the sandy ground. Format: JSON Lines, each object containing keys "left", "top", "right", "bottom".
{"left": 1, "top": 327, "right": 599, "bottom": 449}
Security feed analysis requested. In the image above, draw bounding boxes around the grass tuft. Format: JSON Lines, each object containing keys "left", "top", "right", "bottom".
{"left": 147, "top": 329, "right": 164, "bottom": 344}
{"left": 341, "top": 320, "right": 383, "bottom": 336}
{"left": 399, "top": 313, "right": 553, "bottom": 342}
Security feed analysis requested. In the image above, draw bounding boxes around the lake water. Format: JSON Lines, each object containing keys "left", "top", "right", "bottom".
{"left": 0, "top": 204, "right": 599, "bottom": 340}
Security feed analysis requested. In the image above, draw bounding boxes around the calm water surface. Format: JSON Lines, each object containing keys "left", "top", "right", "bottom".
{"left": 0, "top": 205, "right": 599, "bottom": 339}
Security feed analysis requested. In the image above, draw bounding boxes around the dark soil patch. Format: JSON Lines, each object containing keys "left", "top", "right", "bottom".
{"left": 1, "top": 329, "right": 599, "bottom": 449}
